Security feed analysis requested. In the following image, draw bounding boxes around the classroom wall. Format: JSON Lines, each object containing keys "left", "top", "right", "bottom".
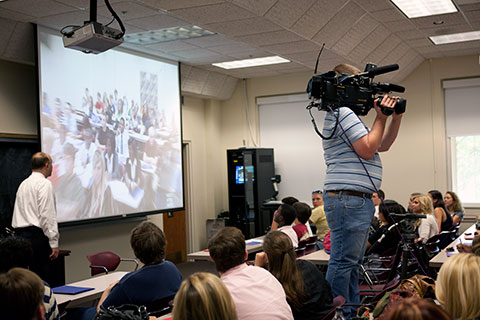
{"left": 216, "top": 54, "right": 480, "bottom": 218}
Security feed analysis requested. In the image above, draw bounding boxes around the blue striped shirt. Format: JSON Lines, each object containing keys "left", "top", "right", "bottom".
{"left": 322, "top": 107, "right": 382, "bottom": 193}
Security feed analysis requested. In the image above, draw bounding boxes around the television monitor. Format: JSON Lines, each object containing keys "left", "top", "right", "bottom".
{"left": 235, "top": 165, "right": 254, "bottom": 184}
{"left": 36, "top": 26, "right": 183, "bottom": 225}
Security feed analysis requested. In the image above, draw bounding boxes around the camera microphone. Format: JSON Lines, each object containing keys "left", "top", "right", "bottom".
{"left": 365, "top": 64, "right": 399, "bottom": 78}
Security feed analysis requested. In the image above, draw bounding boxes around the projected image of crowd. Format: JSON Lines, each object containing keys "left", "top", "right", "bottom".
{"left": 41, "top": 85, "right": 182, "bottom": 222}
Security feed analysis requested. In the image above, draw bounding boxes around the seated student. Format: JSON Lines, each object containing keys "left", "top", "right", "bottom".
{"left": 292, "top": 202, "right": 313, "bottom": 242}
{"left": 71, "top": 221, "right": 182, "bottom": 320}
{"left": 366, "top": 200, "right": 405, "bottom": 256}
{"left": 172, "top": 272, "right": 237, "bottom": 320}
{"left": 0, "top": 267, "right": 47, "bottom": 320}
{"left": 436, "top": 253, "right": 480, "bottom": 320}
{"left": 309, "top": 191, "right": 329, "bottom": 249}
{"left": 270, "top": 204, "right": 298, "bottom": 248}
{"left": 0, "top": 236, "right": 59, "bottom": 320}
{"left": 97, "top": 221, "right": 182, "bottom": 310}
{"left": 428, "top": 190, "right": 453, "bottom": 232}
{"left": 208, "top": 227, "right": 293, "bottom": 320}
{"left": 411, "top": 194, "right": 439, "bottom": 243}
{"left": 371, "top": 189, "right": 385, "bottom": 231}
{"left": 444, "top": 191, "right": 464, "bottom": 226}
{"left": 385, "top": 298, "right": 451, "bottom": 320}
{"left": 281, "top": 196, "right": 299, "bottom": 206}
{"left": 255, "top": 231, "right": 333, "bottom": 319}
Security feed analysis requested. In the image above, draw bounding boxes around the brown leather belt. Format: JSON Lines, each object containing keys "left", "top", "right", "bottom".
{"left": 326, "top": 190, "right": 373, "bottom": 199}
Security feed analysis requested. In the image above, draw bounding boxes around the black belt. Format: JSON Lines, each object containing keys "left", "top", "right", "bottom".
{"left": 326, "top": 190, "right": 372, "bottom": 199}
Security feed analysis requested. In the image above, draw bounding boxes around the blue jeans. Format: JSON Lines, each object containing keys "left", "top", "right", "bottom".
{"left": 324, "top": 192, "right": 374, "bottom": 319}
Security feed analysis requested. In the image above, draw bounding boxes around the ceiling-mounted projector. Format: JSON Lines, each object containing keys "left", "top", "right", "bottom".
{"left": 62, "top": 22, "right": 123, "bottom": 54}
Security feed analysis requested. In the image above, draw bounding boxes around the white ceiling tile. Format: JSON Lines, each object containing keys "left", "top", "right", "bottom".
{"left": 350, "top": 24, "right": 391, "bottom": 63}
{"left": 384, "top": 19, "right": 417, "bottom": 32}
{"left": 459, "top": 3, "right": 480, "bottom": 11}
{"left": 422, "top": 23, "right": 473, "bottom": 36}
{"left": 464, "top": 9, "right": 480, "bottom": 21}
{"left": 0, "top": 18, "right": 17, "bottom": 57}
{"left": 311, "top": 1, "right": 366, "bottom": 48}
{"left": 291, "top": 0, "right": 349, "bottom": 39}
{"left": 419, "top": 51, "right": 446, "bottom": 59}
{"left": 208, "top": 42, "right": 258, "bottom": 55}
{"left": 0, "top": 7, "right": 35, "bottom": 22}
{"left": 441, "top": 47, "right": 480, "bottom": 57}
{"left": 438, "top": 39, "right": 480, "bottom": 51}
{"left": 407, "top": 38, "right": 434, "bottom": 48}
{"left": 361, "top": 34, "right": 402, "bottom": 65}
{"left": 411, "top": 12, "right": 468, "bottom": 28}
{"left": 0, "top": 0, "right": 76, "bottom": 18}
{"left": 332, "top": 14, "right": 378, "bottom": 56}
{"left": 226, "top": 48, "right": 271, "bottom": 60}
{"left": 260, "top": 40, "right": 322, "bottom": 55}
{"left": 235, "top": 30, "right": 305, "bottom": 46}
{"left": 264, "top": 0, "right": 316, "bottom": 28}
{"left": 395, "top": 29, "right": 428, "bottom": 40}
{"left": 126, "top": 13, "right": 189, "bottom": 30}
{"left": 456, "top": 0, "right": 480, "bottom": 5}
{"left": 183, "top": 34, "right": 240, "bottom": 48}
{"left": 379, "top": 42, "right": 410, "bottom": 66}
{"left": 146, "top": 40, "right": 200, "bottom": 52}
{"left": 35, "top": 10, "right": 107, "bottom": 31}
{"left": 97, "top": 2, "right": 159, "bottom": 21}
{"left": 3, "top": 21, "right": 35, "bottom": 63}
{"left": 170, "top": 3, "right": 256, "bottom": 25}
{"left": 204, "top": 17, "right": 283, "bottom": 37}
{"left": 354, "top": 0, "right": 394, "bottom": 13}
{"left": 231, "top": 0, "right": 277, "bottom": 16}
{"left": 371, "top": 7, "right": 408, "bottom": 22}
{"left": 138, "top": 0, "right": 224, "bottom": 11}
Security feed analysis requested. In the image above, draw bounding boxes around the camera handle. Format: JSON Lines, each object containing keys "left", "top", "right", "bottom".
{"left": 377, "top": 96, "right": 407, "bottom": 116}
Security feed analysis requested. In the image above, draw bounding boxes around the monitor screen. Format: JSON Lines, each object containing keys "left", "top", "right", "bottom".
{"left": 37, "top": 26, "right": 183, "bottom": 224}
{"left": 235, "top": 165, "right": 254, "bottom": 184}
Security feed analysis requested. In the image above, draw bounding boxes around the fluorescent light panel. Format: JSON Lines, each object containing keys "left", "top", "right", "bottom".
{"left": 430, "top": 30, "right": 480, "bottom": 45}
{"left": 391, "top": 0, "right": 457, "bottom": 18}
{"left": 212, "top": 56, "right": 290, "bottom": 69}
{"left": 124, "top": 25, "right": 215, "bottom": 45}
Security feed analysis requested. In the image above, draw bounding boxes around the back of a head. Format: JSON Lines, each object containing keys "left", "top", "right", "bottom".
{"left": 436, "top": 253, "right": 480, "bottom": 320}
{"left": 415, "top": 194, "right": 433, "bottom": 215}
{"left": 387, "top": 298, "right": 451, "bottom": 320}
{"left": 172, "top": 272, "right": 237, "bottom": 320}
{"left": 31, "top": 152, "right": 50, "bottom": 170}
{"left": 0, "top": 236, "right": 34, "bottom": 273}
{"left": 208, "top": 227, "right": 246, "bottom": 273}
{"left": 292, "top": 202, "right": 312, "bottom": 224}
{"left": 379, "top": 200, "right": 406, "bottom": 216}
{"left": 281, "top": 196, "right": 299, "bottom": 206}
{"left": 279, "top": 204, "right": 297, "bottom": 226}
{"left": 0, "top": 267, "right": 44, "bottom": 320}
{"left": 263, "top": 231, "right": 304, "bottom": 310}
{"left": 377, "top": 189, "right": 385, "bottom": 200}
{"left": 333, "top": 63, "right": 361, "bottom": 75}
{"left": 130, "top": 221, "right": 166, "bottom": 265}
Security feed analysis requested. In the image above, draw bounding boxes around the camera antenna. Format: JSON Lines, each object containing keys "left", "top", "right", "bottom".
{"left": 313, "top": 43, "right": 325, "bottom": 74}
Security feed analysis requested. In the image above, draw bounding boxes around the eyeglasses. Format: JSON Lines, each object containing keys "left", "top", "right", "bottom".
{"left": 312, "top": 190, "right": 322, "bottom": 194}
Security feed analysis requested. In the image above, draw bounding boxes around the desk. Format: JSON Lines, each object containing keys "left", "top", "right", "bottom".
{"left": 429, "top": 223, "right": 476, "bottom": 268}
{"left": 55, "top": 271, "right": 128, "bottom": 308}
{"left": 299, "top": 249, "right": 330, "bottom": 265}
{"left": 187, "top": 236, "right": 265, "bottom": 261}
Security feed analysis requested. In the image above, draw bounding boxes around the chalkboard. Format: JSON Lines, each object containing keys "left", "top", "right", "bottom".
{"left": 0, "top": 139, "right": 39, "bottom": 228}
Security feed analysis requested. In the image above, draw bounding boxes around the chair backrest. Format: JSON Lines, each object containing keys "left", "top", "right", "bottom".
{"left": 87, "top": 251, "right": 121, "bottom": 276}
{"left": 297, "top": 239, "right": 308, "bottom": 249}
{"left": 295, "top": 247, "right": 306, "bottom": 257}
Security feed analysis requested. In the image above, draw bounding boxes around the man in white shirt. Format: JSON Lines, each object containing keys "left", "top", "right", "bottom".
{"left": 208, "top": 227, "right": 293, "bottom": 320}
{"left": 12, "top": 152, "right": 59, "bottom": 282}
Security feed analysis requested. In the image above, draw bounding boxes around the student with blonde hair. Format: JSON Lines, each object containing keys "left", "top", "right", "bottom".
{"left": 436, "top": 253, "right": 480, "bottom": 320}
{"left": 172, "top": 272, "right": 237, "bottom": 320}
{"left": 411, "top": 194, "right": 439, "bottom": 243}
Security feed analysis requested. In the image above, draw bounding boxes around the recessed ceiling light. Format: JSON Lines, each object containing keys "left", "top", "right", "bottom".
{"left": 212, "top": 56, "right": 290, "bottom": 69}
{"left": 124, "top": 25, "right": 215, "bottom": 45}
{"left": 390, "top": 0, "right": 457, "bottom": 18}
{"left": 429, "top": 30, "right": 480, "bottom": 45}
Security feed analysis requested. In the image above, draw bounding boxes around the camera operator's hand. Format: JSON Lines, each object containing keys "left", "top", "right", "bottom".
{"left": 374, "top": 93, "right": 397, "bottom": 118}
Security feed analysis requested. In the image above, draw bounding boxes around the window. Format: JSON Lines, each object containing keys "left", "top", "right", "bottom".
{"left": 444, "top": 77, "right": 480, "bottom": 207}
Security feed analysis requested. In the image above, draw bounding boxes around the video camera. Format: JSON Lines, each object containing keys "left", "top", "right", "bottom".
{"left": 306, "top": 63, "right": 407, "bottom": 116}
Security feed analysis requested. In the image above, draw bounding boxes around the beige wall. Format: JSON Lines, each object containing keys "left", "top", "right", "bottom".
{"left": 0, "top": 59, "right": 36, "bottom": 135}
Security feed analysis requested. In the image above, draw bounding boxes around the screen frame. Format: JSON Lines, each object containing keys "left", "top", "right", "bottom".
{"left": 35, "top": 24, "right": 185, "bottom": 227}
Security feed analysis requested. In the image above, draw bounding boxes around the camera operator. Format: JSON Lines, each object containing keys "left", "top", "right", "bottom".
{"left": 322, "top": 63, "right": 403, "bottom": 318}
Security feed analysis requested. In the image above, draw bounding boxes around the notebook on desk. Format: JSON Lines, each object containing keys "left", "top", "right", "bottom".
{"left": 52, "top": 285, "right": 94, "bottom": 295}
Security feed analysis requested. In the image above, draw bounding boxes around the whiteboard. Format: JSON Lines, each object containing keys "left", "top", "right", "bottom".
{"left": 258, "top": 93, "right": 326, "bottom": 204}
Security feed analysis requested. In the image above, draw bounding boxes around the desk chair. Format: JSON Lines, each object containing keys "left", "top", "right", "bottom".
{"left": 145, "top": 294, "right": 175, "bottom": 318}
{"left": 87, "top": 251, "right": 139, "bottom": 276}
